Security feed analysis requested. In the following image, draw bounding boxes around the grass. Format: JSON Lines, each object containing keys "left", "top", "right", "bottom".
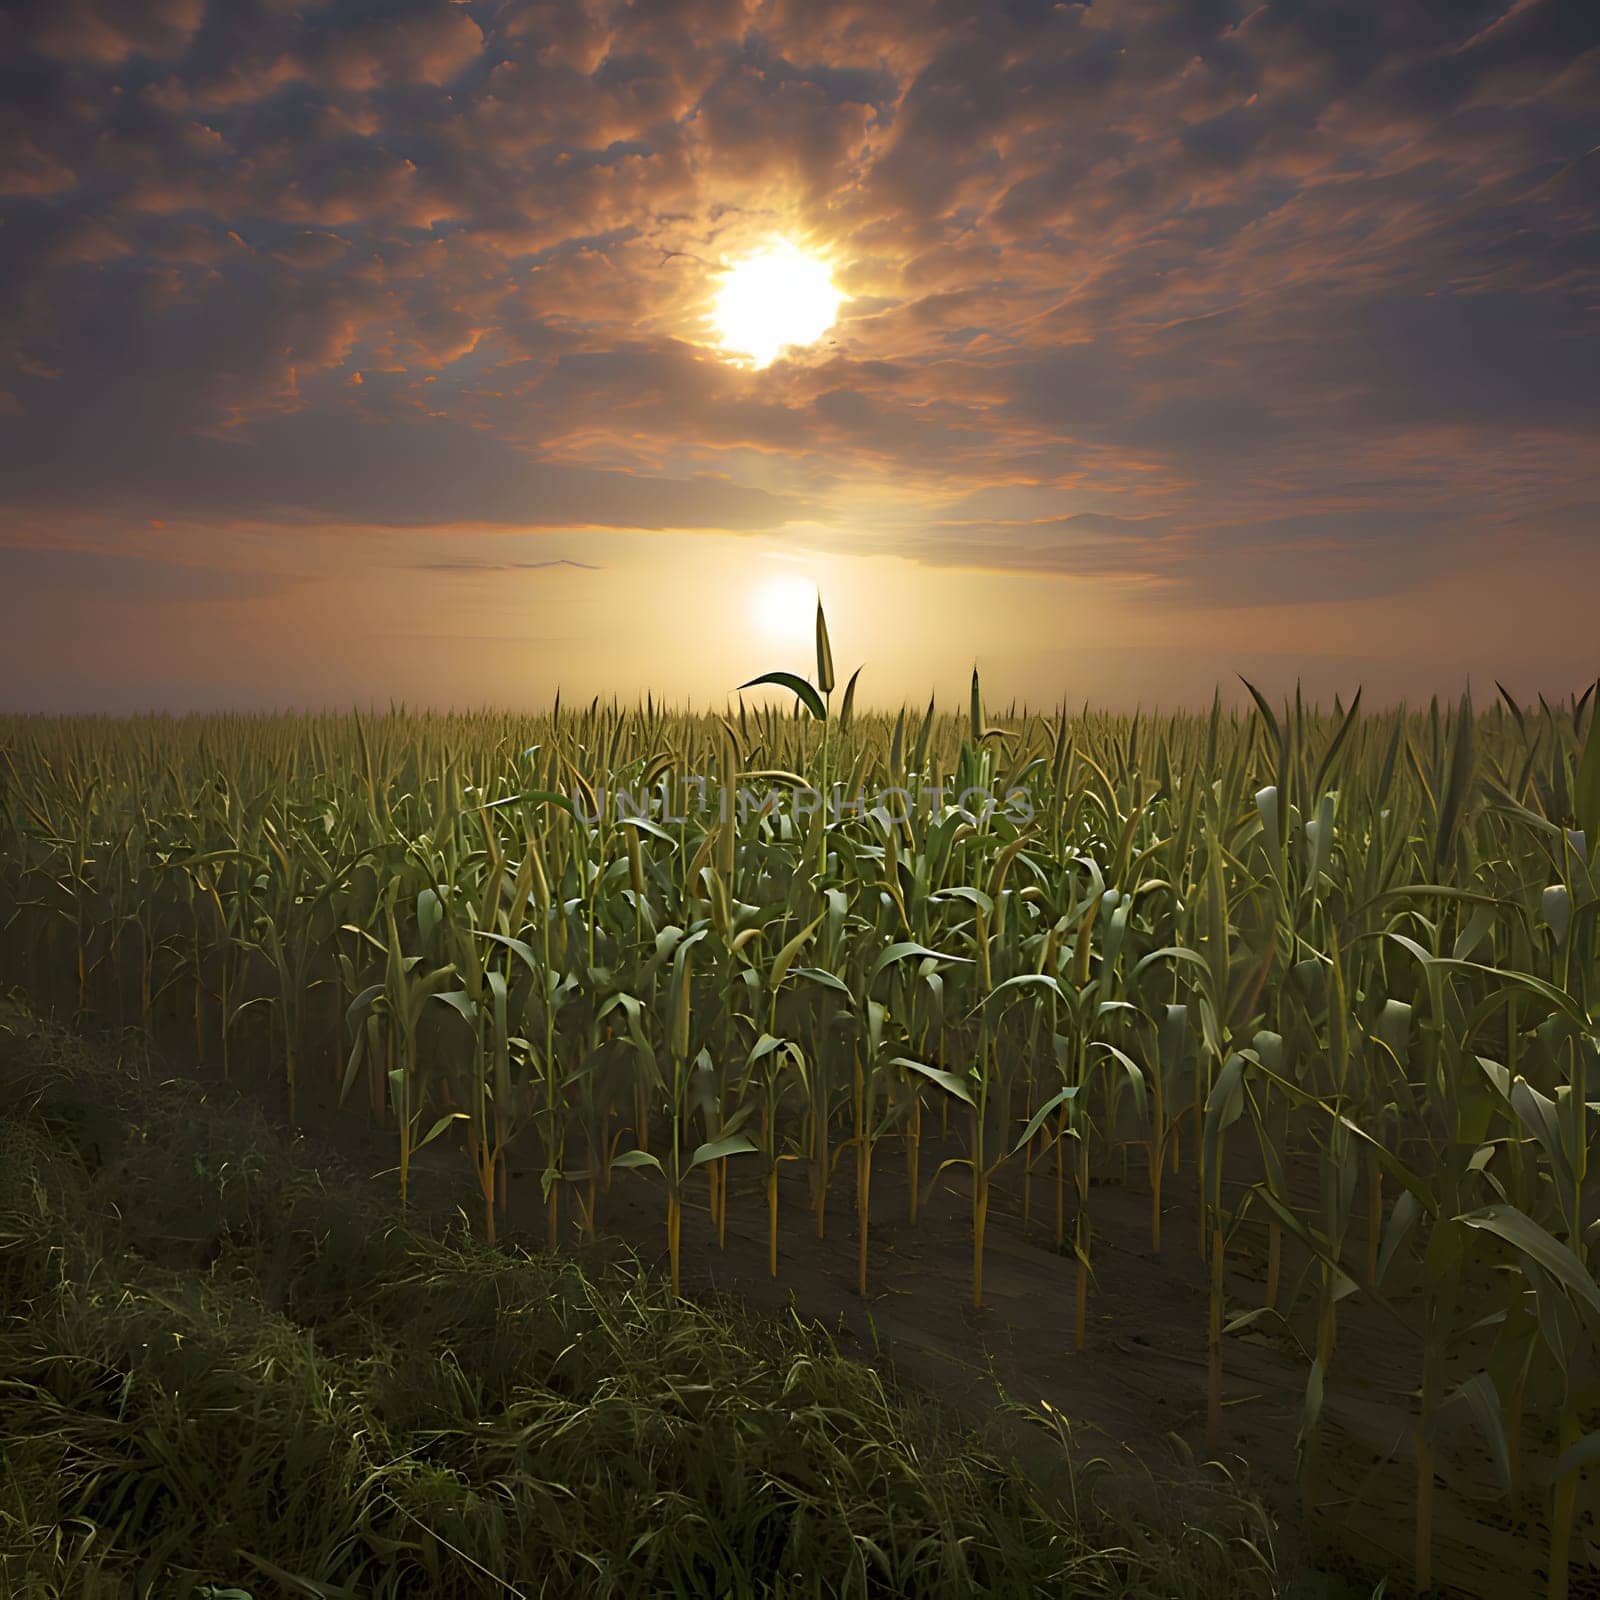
{"left": 0, "top": 1002, "right": 1300, "bottom": 1599}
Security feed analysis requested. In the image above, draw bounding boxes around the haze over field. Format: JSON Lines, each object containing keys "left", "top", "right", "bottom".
{"left": 1, "top": 0, "right": 1596, "bottom": 710}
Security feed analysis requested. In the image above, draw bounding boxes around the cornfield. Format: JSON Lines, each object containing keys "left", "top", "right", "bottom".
{"left": 2, "top": 614, "right": 1597, "bottom": 1597}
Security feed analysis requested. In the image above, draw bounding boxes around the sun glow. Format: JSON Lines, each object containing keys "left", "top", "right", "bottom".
{"left": 711, "top": 242, "right": 844, "bottom": 368}
{"left": 749, "top": 574, "right": 817, "bottom": 644}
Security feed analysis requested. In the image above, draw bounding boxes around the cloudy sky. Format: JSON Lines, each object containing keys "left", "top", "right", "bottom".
{"left": 1, "top": 0, "right": 1596, "bottom": 711}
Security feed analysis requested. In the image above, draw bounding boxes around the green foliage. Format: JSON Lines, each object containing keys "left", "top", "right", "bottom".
{"left": 2, "top": 667, "right": 1598, "bottom": 1594}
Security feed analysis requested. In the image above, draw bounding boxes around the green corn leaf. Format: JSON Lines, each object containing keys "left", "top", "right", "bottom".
{"left": 611, "top": 1149, "right": 664, "bottom": 1176}
{"left": 1455, "top": 1205, "right": 1600, "bottom": 1318}
{"left": 478, "top": 788, "right": 577, "bottom": 817}
{"left": 1376, "top": 1189, "right": 1422, "bottom": 1285}
{"left": 1202, "top": 1052, "right": 1247, "bottom": 1200}
{"left": 815, "top": 599, "right": 835, "bottom": 696}
{"left": 1426, "top": 1373, "right": 1512, "bottom": 1498}
{"left": 738, "top": 671, "right": 826, "bottom": 723}
{"left": 838, "top": 665, "right": 863, "bottom": 729}
{"left": 1296, "top": 1356, "right": 1324, "bottom": 1477}
{"left": 688, "top": 1133, "right": 759, "bottom": 1170}
{"left": 895, "top": 1057, "right": 975, "bottom": 1107}
{"left": 431, "top": 990, "right": 478, "bottom": 1026}
{"left": 415, "top": 1112, "right": 467, "bottom": 1152}
{"left": 1091, "top": 1042, "right": 1148, "bottom": 1122}
{"left": 871, "top": 941, "right": 971, "bottom": 985}
{"left": 1552, "top": 1429, "right": 1600, "bottom": 1483}
{"left": 787, "top": 965, "right": 853, "bottom": 999}
{"left": 1576, "top": 681, "right": 1600, "bottom": 845}
{"left": 1010, "top": 1085, "right": 1080, "bottom": 1158}
{"left": 981, "top": 972, "right": 1068, "bottom": 1010}
{"left": 768, "top": 913, "right": 823, "bottom": 993}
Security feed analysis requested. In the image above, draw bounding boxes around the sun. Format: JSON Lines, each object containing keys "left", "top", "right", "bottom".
{"left": 711, "top": 242, "right": 844, "bottom": 368}
{"left": 750, "top": 574, "right": 817, "bottom": 645}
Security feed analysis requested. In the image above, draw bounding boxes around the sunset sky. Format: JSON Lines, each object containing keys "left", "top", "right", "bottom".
{"left": 1, "top": 0, "right": 1596, "bottom": 712}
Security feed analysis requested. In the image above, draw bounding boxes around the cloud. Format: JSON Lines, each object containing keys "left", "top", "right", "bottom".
{"left": 0, "top": 0, "right": 1594, "bottom": 626}
{"left": 0, "top": 399, "right": 811, "bottom": 532}
{"left": 0, "top": 545, "right": 289, "bottom": 604}
{"left": 410, "top": 557, "right": 603, "bottom": 572}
